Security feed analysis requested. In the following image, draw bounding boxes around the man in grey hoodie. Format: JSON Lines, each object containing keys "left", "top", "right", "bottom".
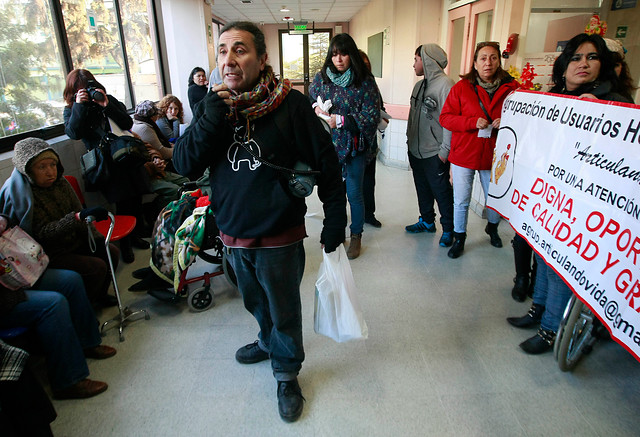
{"left": 405, "top": 44, "right": 455, "bottom": 247}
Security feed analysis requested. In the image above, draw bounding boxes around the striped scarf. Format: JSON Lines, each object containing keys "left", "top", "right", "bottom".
{"left": 228, "top": 66, "right": 291, "bottom": 123}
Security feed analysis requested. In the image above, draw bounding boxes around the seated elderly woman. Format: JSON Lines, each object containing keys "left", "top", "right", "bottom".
{"left": 0, "top": 138, "right": 118, "bottom": 307}
{"left": 131, "top": 100, "right": 190, "bottom": 208}
{"left": 0, "top": 264, "right": 116, "bottom": 399}
{"left": 155, "top": 94, "right": 185, "bottom": 143}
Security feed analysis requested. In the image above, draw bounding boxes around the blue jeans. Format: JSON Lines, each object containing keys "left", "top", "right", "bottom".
{"left": 345, "top": 153, "right": 366, "bottom": 235}
{"left": 227, "top": 242, "right": 305, "bottom": 381}
{"left": 0, "top": 269, "right": 101, "bottom": 390}
{"left": 450, "top": 164, "right": 500, "bottom": 233}
{"left": 532, "top": 254, "right": 573, "bottom": 332}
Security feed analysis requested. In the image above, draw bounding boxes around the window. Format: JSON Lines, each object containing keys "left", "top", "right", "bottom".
{"left": 0, "top": 0, "right": 66, "bottom": 142}
{"left": 279, "top": 30, "right": 330, "bottom": 95}
{"left": 0, "top": 0, "right": 162, "bottom": 151}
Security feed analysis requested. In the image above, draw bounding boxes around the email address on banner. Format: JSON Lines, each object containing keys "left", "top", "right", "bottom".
{"left": 522, "top": 220, "right": 640, "bottom": 343}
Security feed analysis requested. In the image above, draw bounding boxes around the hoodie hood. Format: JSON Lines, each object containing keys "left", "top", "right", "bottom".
{"left": 421, "top": 44, "right": 448, "bottom": 84}
{"left": 12, "top": 137, "right": 64, "bottom": 185}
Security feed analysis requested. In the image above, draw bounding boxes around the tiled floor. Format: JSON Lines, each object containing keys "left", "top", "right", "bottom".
{"left": 49, "top": 162, "right": 640, "bottom": 436}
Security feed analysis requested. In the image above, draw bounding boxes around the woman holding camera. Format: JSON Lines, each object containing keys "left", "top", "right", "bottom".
{"left": 63, "top": 69, "right": 150, "bottom": 263}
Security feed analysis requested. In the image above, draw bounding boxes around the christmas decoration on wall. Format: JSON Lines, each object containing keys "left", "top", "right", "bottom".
{"left": 507, "top": 63, "right": 542, "bottom": 91}
{"left": 585, "top": 14, "right": 607, "bottom": 37}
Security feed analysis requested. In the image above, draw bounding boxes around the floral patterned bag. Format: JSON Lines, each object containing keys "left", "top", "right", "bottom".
{"left": 0, "top": 227, "right": 49, "bottom": 290}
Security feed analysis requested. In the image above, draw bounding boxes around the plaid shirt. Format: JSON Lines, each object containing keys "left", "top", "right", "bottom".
{"left": 0, "top": 339, "right": 28, "bottom": 382}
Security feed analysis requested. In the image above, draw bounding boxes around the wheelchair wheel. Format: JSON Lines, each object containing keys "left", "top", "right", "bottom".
{"left": 222, "top": 252, "right": 238, "bottom": 289}
{"left": 554, "top": 295, "right": 596, "bottom": 372}
{"left": 187, "top": 286, "right": 214, "bottom": 312}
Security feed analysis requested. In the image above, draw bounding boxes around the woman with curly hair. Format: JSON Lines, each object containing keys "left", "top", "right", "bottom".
{"left": 156, "top": 94, "right": 185, "bottom": 143}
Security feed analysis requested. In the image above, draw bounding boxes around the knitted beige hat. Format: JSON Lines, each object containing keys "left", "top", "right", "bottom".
{"left": 604, "top": 38, "right": 624, "bottom": 59}
{"left": 12, "top": 137, "right": 63, "bottom": 184}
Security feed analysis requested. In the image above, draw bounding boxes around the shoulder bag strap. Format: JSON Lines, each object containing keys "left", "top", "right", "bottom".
{"left": 472, "top": 85, "right": 492, "bottom": 123}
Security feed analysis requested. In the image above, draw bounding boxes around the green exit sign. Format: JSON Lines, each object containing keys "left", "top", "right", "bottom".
{"left": 294, "top": 24, "right": 307, "bottom": 31}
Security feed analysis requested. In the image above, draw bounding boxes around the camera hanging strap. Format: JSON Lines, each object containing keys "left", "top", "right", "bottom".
{"left": 238, "top": 141, "right": 320, "bottom": 176}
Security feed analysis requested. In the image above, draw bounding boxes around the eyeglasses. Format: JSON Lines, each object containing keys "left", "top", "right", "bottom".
{"left": 476, "top": 41, "right": 500, "bottom": 52}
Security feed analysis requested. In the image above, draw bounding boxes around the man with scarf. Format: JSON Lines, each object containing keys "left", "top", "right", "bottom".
{"left": 173, "top": 21, "right": 346, "bottom": 423}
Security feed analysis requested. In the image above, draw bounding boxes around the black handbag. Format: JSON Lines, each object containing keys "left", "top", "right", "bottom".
{"left": 104, "top": 132, "right": 149, "bottom": 168}
{"left": 80, "top": 143, "right": 110, "bottom": 187}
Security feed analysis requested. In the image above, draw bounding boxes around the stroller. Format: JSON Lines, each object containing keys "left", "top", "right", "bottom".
{"left": 141, "top": 189, "right": 237, "bottom": 312}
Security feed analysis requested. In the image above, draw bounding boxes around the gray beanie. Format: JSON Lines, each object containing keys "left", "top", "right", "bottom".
{"left": 135, "top": 100, "right": 158, "bottom": 118}
{"left": 12, "top": 137, "right": 63, "bottom": 183}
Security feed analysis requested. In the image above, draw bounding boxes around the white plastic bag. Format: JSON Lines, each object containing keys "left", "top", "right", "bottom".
{"left": 314, "top": 244, "right": 368, "bottom": 342}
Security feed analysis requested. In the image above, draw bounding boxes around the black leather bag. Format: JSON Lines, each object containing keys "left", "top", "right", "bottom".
{"left": 104, "top": 133, "right": 149, "bottom": 168}
{"left": 80, "top": 144, "right": 110, "bottom": 187}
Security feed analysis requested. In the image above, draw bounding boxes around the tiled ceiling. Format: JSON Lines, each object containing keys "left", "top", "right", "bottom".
{"left": 209, "top": 0, "right": 371, "bottom": 24}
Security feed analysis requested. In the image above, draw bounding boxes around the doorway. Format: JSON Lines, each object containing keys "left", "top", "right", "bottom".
{"left": 447, "top": 0, "right": 495, "bottom": 81}
{"left": 279, "top": 30, "right": 331, "bottom": 95}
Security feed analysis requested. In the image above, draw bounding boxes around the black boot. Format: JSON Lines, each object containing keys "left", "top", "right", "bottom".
{"left": 512, "top": 276, "right": 529, "bottom": 302}
{"left": 507, "top": 303, "right": 544, "bottom": 328}
{"left": 519, "top": 328, "right": 556, "bottom": 354}
{"left": 512, "top": 235, "right": 533, "bottom": 301}
{"left": 485, "top": 222, "right": 503, "bottom": 247}
{"left": 447, "top": 232, "right": 466, "bottom": 259}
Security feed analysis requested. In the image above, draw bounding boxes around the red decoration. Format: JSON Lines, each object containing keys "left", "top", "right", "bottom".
{"left": 519, "top": 62, "right": 537, "bottom": 90}
{"left": 585, "top": 14, "right": 607, "bottom": 37}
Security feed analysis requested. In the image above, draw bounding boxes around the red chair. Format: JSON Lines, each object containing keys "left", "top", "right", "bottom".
{"left": 64, "top": 175, "right": 149, "bottom": 341}
{"left": 64, "top": 175, "right": 136, "bottom": 241}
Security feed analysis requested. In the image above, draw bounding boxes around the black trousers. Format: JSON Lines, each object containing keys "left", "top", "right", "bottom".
{"left": 0, "top": 367, "right": 56, "bottom": 436}
{"left": 363, "top": 156, "right": 377, "bottom": 219}
{"left": 408, "top": 153, "right": 454, "bottom": 232}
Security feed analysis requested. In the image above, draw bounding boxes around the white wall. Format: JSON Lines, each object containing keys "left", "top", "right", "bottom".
{"left": 161, "top": 0, "right": 214, "bottom": 123}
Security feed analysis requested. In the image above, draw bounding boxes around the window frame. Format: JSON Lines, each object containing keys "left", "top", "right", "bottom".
{"left": 0, "top": 0, "right": 165, "bottom": 153}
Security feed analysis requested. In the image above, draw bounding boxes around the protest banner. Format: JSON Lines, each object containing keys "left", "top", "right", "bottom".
{"left": 487, "top": 89, "right": 640, "bottom": 361}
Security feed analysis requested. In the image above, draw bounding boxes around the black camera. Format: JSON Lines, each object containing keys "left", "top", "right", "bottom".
{"left": 86, "top": 80, "right": 104, "bottom": 101}
{"left": 288, "top": 161, "right": 317, "bottom": 198}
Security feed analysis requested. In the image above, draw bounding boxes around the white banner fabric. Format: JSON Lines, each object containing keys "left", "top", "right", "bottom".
{"left": 487, "top": 90, "right": 640, "bottom": 361}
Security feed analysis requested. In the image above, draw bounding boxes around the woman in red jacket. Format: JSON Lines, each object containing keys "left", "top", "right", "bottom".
{"left": 439, "top": 41, "right": 518, "bottom": 259}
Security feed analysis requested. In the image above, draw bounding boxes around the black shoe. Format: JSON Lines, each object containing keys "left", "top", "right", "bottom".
{"left": 235, "top": 341, "right": 269, "bottom": 364}
{"left": 132, "top": 267, "right": 152, "bottom": 279}
{"left": 507, "top": 303, "right": 545, "bottom": 328}
{"left": 447, "top": 232, "right": 466, "bottom": 259}
{"left": 485, "top": 223, "right": 503, "bottom": 247}
{"left": 128, "top": 275, "right": 166, "bottom": 292}
{"left": 131, "top": 236, "right": 150, "bottom": 250}
{"left": 277, "top": 379, "right": 304, "bottom": 422}
{"left": 511, "top": 276, "right": 529, "bottom": 302}
{"left": 365, "top": 216, "right": 382, "bottom": 228}
{"left": 519, "top": 328, "right": 555, "bottom": 354}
